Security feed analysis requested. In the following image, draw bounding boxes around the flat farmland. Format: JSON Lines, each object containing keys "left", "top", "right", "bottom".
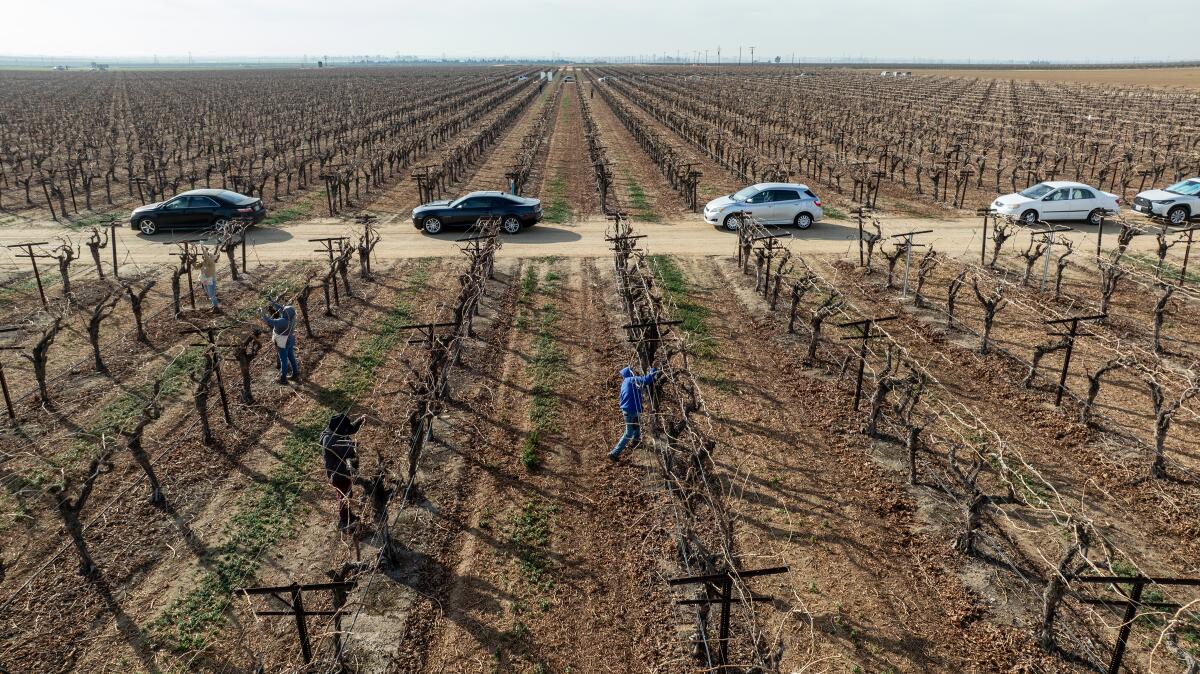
{"left": 0, "top": 64, "right": 1198, "bottom": 674}
{"left": 911, "top": 66, "right": 1200, "bottom": 88}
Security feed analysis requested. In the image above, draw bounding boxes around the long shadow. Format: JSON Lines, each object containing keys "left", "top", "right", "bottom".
{"left": 87, "top": 574, "right": 162, "bottom": 674}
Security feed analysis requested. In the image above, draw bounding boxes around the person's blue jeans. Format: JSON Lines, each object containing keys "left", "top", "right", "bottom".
{"left": 277, "top": 343, "right": 299, "bottom": 379}
{"left": 202, "top": 278, "right": 218, "bottom": 308}
{"left": 610, "top": 410, "right": 640, "bottom": 458}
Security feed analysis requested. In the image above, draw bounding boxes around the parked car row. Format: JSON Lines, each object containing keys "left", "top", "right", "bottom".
{"left": 127, "top": 176, "right": 1199, "bottom": 238}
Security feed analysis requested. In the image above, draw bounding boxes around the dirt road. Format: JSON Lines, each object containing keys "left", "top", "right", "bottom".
{"left": 0, "top": 215, "right": 1170, "bottom": 277}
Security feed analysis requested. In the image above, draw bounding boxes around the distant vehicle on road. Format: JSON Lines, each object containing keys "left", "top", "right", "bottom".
{"left": 411, "top": 191, "right": 543, "bottom": 235}
{"left": 1132, "top": 178, "right": 1200, "bottom": 225}
{"left": 562, "top": 74, "right": 576, "bottom": 82}
{"left": 129, "top": 189, "right": 266, "bottom": 235}
{"left": 991, "top": 181, "right": 1119, "bottom": 225}
{"left": 703, "top": 183, "right": 824, "bottom": 231}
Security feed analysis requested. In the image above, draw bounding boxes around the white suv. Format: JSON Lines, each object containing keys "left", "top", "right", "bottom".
{"left": 704, "top": 183, "right": 824, "bottom": 231}
{"left": 1133, "top": 178, "right": 1200, "bottom": 225}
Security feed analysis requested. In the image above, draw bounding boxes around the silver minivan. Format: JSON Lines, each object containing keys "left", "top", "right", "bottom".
{"left": 703, "top": 182, "right": 824, "bottom": 231}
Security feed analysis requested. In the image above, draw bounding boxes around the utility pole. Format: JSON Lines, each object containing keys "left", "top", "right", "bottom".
{"left": 749, "top": 46, "right": 755, "bottom": 64}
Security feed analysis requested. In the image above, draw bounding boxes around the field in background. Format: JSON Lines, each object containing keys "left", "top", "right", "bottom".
{"left": 908, "top": 66, "right": 1200, "bottom": 88}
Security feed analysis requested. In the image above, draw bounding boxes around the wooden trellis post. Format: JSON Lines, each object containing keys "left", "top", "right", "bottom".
{"left": 109, "top": 221, "right": 120, "bottom": 279}
{"left": 1044, "top": 313, "right": 1106, "bottom": 406}
{"left": 669, "top": 566, "right": 789, "bottom": 670}
{"left": 622, "top": 319, "right": 683, "bottom": 373}
{"left": 0, "top": 325, "right": 22, "bottom": 420}
{"left": 6, "top": 242, "right": 52, "bottom": 309}
{"left": 235, "top": 579, "right": 356, "bottom": 664}
{"left": 1174, "top": 224, "right": 1199, "bottom": 286}
{"left": 976, "top": 207, "right": 996, "bottom": 266}
{"left": 1066, "top": 573, "right": 1200, "bottom": 674}
{"left": 838, "top": 315, "right": 897, "bottom": 410}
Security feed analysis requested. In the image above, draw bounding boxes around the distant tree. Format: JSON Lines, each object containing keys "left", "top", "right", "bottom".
{"left": 774, "top": 56, "right": 781, "bottom": 64}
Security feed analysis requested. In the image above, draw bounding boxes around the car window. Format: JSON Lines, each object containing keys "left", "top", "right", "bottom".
{"left": 1045, "top": 189, "right": 1068, "bottom": 201}
{"left": 163, "top": 199, "right": 187, "bottom": 210}
{"left": 804, "top": 189, "right": 818, "bottom": 199}
{"left": 457, "top": 198, "right": 481, "bottom": 208}
{"left": 190, "top": 196, "right": 220, "bottom": 208}
{"left": 744, "top": 191, "right": 769, "bottom": 204}
{"left": 1021, "top": 184, "right": 1054, "bottom": 199}
{"left": 773, "top": 190, "right": 800, "bottom": 202}
{"left": 1071, "top": 189, "right": 1094, "bottom": 200}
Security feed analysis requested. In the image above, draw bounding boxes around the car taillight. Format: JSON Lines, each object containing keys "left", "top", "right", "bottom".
{"left": 1116, "top": 198, "right": 1122, "bottom": 205}
{"left": 237, "top": 207, "right": 253, "bottom": 213}
{"left": 815, "top": 200, "right": 822, "bottom": 207}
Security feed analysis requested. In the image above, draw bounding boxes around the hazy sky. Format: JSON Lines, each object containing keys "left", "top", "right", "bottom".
{"left": 5, "top": 0, "right": 1196, "bottom": 62}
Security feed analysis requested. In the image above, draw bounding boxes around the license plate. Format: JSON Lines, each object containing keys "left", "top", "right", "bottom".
{"left": 1135, "top": 205, "right": 1148, "bottom": 213}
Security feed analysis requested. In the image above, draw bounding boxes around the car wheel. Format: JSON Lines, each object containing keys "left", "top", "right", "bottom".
{"left": 1020, "top": 209, "right": 1038, "bottom": 225}
{"left": 138, "top": 218, "right": 158, "bottom": 235}
{"left": 722, "top": 214, "right": 741, "bottom": 232}
{"left": 1087, "top": 209, "right": 1104, "bottom": 226}
{"left": 214, "top": 218, "right": 230, "bottom": 229}
{"left": 1168, "top": 206, "right": 1189, "bottom": 226}
{"left": 501, "top": 215, "right": 522, "bottom": 234}
{"left": 422, "top": 217, "right": 443, "bottom": 235}
{"left": 794, "top": 212, "right": 813, "bottom": 230}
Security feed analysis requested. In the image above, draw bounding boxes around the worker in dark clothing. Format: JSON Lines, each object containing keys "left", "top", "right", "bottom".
{"left": 320, "top": 412, "right": 366, "bottom": 531}
{"left": 609, "top": 366, "right": 657, "bottom": 461}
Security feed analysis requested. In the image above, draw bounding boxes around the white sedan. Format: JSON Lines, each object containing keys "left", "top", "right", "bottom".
{"left": 992, "top": 181, "right": 1120, "bottom": 225}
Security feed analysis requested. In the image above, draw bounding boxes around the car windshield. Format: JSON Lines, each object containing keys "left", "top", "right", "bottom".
{"left": 732, "top": 187, "right": 759, "bottom": 201}
{"left": 449, "top": 196, "right": 466, "bottom": 207}
{"left": 1165, "top": 180, "right": 1200, "bottom": 196}
{"left": 1019, "top": 184, "right": 1054, "bottom": 199}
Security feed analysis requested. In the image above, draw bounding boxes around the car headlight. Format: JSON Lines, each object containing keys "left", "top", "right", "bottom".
{"left": 1155, "top": 199, "right": 1176, "bottom": 205}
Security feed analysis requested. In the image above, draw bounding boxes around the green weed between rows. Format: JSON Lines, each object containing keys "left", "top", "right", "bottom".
{"left": 543, "top": 175, "right": 570, "bottom": 224}
{"left": 62, "top": 212, "right": 123, "bottom": 230}
{"left": 262, "top": 200, "right": 313, "bottom": 226}
{"left": 647, "top": 255, "right": 713, "bottom": 357}
{"left": 0, "top": 271, "right": 63, "bottom": 306}
{"left": 1128, "top": 251, "right": 1200, "bottom": 285}
{"left": 822, "top": 205, "right": 849, "bottom": 221}
{"left": 151, "top": 262, "right": 428, "bottom": 653}
{"left": 32, "top": 276, "right": 305, "bottom": 490}
{"left": 509, "top": 499, "right": 556, "bottom": 592}
{"left": 521, "top": 268, "right": 563, "bottom": 470}
{"left": 623, "top": 170, "right": 659, "bottom": 222}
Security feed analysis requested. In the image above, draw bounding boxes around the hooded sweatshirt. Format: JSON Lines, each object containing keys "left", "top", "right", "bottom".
{"left": 262, "top": 302, "right": 297, "bottom": 348}
{"left": 618, "top": 367, "right": 657, "bottom": 415}
{"left": 320, "top": 413, "right": 364, "bottom": 481}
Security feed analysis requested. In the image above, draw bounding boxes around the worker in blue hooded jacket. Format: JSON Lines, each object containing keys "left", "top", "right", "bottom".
{"left": 609, "top": 366, "right": 657, "bottom": 461}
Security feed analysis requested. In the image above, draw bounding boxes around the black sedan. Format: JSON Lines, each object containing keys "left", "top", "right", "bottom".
{"left": 129, "top": 189, "right": 266, "bottom": 235}
{"left": 412, "top": 191, "right": 542, "bottom": 235}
